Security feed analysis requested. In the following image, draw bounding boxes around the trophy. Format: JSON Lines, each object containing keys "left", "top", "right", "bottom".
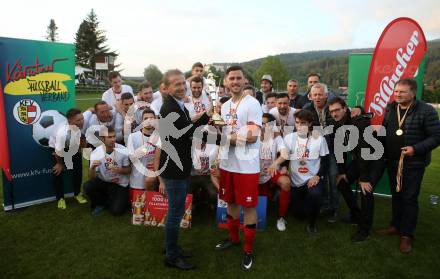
{"left": 207, "top": 72, "right": 225, "bottom": 126}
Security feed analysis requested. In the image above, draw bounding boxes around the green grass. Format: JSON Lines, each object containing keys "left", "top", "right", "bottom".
{"left": 76, "top": 92, "right": 101, "bottom": 111}
{"left": 0, "top": 109, "right": 439, "bottom": 278}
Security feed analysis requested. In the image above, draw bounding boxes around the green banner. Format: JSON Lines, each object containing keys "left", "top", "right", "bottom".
{"left": 347, "top": 53, "right": 426, "bottom": 196}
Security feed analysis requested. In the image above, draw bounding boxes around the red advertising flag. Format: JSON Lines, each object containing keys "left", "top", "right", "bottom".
{"left": 0, "top": 81, "right": 12, "bottom": 182}
{"left": 364, "top": 17, "right": 427, "bottom": 125}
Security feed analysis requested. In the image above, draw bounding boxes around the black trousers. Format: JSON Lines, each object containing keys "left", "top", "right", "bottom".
{"left": 291, "top": 180, "right": 324, "bottom": 226}
{"left": 337, "top": 159, "right": 386, "bottom": 234}
{"left": 189, "top": 175, "right": 217, "bottom": 207}
{"left": 83, "top": 178, "right": 129, "bottom": 216}
{"left": 53, "top": 152, "right": 83, "bottom": 200}
{"left": 387, "top": 161, "right": 425, "bottom": 237}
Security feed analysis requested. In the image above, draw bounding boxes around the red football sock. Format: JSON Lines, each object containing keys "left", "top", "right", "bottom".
{"left": 278, "top": 189, "right": 291, "bottom": 217}
{"left": 226, "top": 215, "right": 240, "bottom": 243}
{"left": 244, "top": 224, "right": 256, "bottom": 253}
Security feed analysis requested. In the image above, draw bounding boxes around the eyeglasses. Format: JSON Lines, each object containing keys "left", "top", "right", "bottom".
{"left": 329, "top": 108, "right": 343, "bottom": 114}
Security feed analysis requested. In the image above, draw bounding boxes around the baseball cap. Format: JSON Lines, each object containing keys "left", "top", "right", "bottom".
{"left": 261, "top": 74, "right": 273, "bottom": 83}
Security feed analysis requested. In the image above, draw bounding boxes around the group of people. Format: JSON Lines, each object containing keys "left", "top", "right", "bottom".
{"left": 49, "top": 62, "right": 440, "bottom": 271}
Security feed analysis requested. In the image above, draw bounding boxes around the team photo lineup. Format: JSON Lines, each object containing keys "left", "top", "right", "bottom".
{"left": 47, "top": 62, "right": 440, "bottom": 271}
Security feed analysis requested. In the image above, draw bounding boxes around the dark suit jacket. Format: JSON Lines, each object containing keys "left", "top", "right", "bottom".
{"left": 159, "top": 96, "right": 210, "bottom": 179}
{"left": 289, "top": 94, "right": 309, "bottom": 109}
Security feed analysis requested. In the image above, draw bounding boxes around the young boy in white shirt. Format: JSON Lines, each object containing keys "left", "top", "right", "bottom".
{"left": 280, "top": 109, "right": 329, "bottom": 235}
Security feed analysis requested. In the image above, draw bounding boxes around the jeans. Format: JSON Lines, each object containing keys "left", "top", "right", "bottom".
{"left": 338, "top": 159, "right": 386, "bottom": 233}
{"left": 291, "top": 180, "right": 324, "bottom": 226}
{"left": 322, "top": 154, "right": 339, "bottom": 212}
{"left": 387, "top": 162, "right": 425, "bottom": 237}
{"left": 163, "top": 177, "right": 190, "bottom": 260}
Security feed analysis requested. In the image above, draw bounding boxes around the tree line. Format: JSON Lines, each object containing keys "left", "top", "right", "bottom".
{"left": 45, "top": 13, "right": 440, "bottom": 101}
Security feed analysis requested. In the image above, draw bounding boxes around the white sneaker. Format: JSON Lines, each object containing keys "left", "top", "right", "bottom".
{"left": 277, "top": 217, "right": 287, "bottom": 231}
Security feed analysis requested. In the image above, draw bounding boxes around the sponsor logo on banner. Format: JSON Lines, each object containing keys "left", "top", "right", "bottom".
{"left": 13, "top": 99, "right": 41, "bottom": 125}
{"left": 4, "top": 57, "right": 71, "bottom": 102}
{"left": 364, "top": 17, "right": 427, "bottom": 125}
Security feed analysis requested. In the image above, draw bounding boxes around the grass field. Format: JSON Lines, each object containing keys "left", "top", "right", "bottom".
{"left": 0, "top": 100, "right": 439, "bottom": 278}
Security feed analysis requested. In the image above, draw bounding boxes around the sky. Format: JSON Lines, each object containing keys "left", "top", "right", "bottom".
{"left": 1, "top": 0, "right": 439, "bottom": 76}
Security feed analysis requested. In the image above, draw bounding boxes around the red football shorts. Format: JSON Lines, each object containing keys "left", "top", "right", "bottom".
{"left": 258, "top": 171, "right": 289, "bottom": 196}
{"left": 219, "top": 169, "right": 259, "bottom": 208}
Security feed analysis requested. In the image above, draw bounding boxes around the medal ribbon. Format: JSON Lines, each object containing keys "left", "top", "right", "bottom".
{"left": 395, "top": 103, "right": 412, "bottom": 192}
{"left": 229, "top": 94, "right": 245, "bottom": 131}
{"left": 396, "top": 103, "right": 412, "bottom": 134}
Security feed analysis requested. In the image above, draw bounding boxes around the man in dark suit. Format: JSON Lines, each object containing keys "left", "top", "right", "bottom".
{"left": 158, "top": 69, "right": 212, "bottom": 270}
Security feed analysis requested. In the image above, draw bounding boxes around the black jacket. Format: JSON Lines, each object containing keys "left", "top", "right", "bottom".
{"left": 383, "top": 100, "right": 440, "bottom": 168}
{"left": 289, "top": 94, "right": 310, "bottom": 109}
{"left": 303, "top": 102, "right": 333, "bottom": 129}
{"left": 159, "top": 96, "right": 210, "bottom": 179}
{"left": 328, "top": 111, "right": 383, "bottom": 182}
{"left": 256, "top": 90, "right": 264, "bottom": 105}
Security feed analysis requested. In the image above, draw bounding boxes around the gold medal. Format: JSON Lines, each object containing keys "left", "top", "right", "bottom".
{"left": 396, "top": 103, "right": 412, "bottom": 137}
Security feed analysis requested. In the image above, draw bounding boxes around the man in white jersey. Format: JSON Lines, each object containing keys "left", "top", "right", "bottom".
{"left": 49, "top": 108, "right": 87, "bottom": 209}
{"left": 184, "top": 76, "right": 212, "bottom": 123}
{"left": 82, "top": 101, "right": 124, "bottom": 143}
{"left": 127, "top": 108, "right": 160, "bottom": 192}
{"left": 83, "top": 126, "right": 131, "bottom": 216}
{"left": 185, "top": 62, "right": 208, "bottom": 97}
{"left": 261, "top": 92, "right": 277, "bottom": 113}
{"left": 268, "top": 93, "right": 296, "bottom": 136}
{"left": 150, "top": 83, "right": 167, "bottom": 116}
{"left": 259, "top": 113, "right": 291, "bottom": 231}
{"left": 133, "top": 81, "right": 154, "bottom": 125}
{"left": 101, "top": 71, "right": 134, "bottom": 111}
{"left": 215, "top": 65, "right": 262, "bottom": 271}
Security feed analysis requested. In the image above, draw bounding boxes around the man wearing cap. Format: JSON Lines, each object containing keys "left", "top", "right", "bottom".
{"left": 256, "top": 74, "right": 273, "bottom": 105}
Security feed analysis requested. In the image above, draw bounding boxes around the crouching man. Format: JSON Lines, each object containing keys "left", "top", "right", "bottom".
{"left": 83, "top": 126, "right": 131, "bottom": 215}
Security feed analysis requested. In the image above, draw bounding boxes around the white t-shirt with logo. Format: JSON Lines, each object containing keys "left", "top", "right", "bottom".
{"left": 102, "top": 85, "right": 134, "bottom": 108}
{"left": 269, "top": 107, "right": 296, "bottom": 128}
{"left": 283, "top": 132, "right": 329, "bottom": 187}
{"left": 127, "top": 131, "right": 158, "bottom": 189}
{"left": 191, "top": 144, "right": 219, "bottom": 176}
{"left": 259, "top": 135, "right": 286, "bottom": 184}
{"left": 184, "top": 94, "right": 212, "bottom": 119}
{"left": 219, "top": 95, "right": 262, "bottom": 174}
{"left": 90, "top": 143, "right": 130, "bottom": 187}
